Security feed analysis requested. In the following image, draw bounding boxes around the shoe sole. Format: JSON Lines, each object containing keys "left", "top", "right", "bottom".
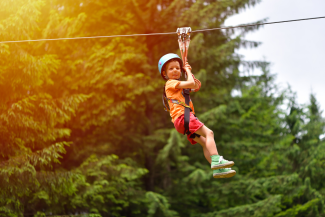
{"left": 213, "top": 170, "right": 236, "bottom": 178}
{"left": 211, "top": 161, "right": 234, "bottom": 170}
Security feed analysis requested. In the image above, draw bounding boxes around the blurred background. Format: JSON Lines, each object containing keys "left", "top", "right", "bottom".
{"left": 225, "top": 0, "right": 325, "bottom": 110}
{"left": 0, "top": 0, "right": 324, "bottom": 216}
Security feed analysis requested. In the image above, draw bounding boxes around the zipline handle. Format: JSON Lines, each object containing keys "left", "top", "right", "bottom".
{"left": 177, "top": 27, "right": 191, "bottom": 69}
{"left": 176, "top": 27, "right": 201, "bottom": 92}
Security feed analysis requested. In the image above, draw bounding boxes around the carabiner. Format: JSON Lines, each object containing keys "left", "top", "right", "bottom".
{"left": 176, "top": 27, "right": 191, "bottom": 65}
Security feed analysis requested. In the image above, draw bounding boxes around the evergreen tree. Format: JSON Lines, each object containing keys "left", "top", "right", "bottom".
{"left": 0, "top": 1, "right": 81, "bottom": 215}
{"left": 0, "top": 0, "right": 149, "bottom": 215}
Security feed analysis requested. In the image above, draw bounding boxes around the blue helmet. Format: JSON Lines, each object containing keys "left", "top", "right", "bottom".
{"left": 158, "top": 53, "right": 183, "bottom": 80}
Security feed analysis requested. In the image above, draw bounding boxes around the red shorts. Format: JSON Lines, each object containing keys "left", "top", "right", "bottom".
{"left": 174, "top": 113, "right": 204, "bottom": 145}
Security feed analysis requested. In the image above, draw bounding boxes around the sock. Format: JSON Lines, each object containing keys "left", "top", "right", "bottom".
{"left": 210, "top": 155, "right": 220, "bottom": 162}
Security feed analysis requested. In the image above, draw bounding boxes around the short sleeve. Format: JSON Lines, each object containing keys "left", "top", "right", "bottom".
{"left": 165, "top": 80, "right": 180, "bottom": 90}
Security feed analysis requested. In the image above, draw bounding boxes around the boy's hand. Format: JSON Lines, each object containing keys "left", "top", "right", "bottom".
{"left": 183, "top": 62, "right": 192, "bottom": 74}
{"left": 176, "top": 62, "right": 197, "bottom": 89}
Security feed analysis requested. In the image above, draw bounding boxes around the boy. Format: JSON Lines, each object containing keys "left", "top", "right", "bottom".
{"left": 158, "top": 53, "right": 236, "bottom": 178}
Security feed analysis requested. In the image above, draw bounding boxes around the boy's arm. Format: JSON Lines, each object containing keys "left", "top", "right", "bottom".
{"left": 176, "top": 62, "right": 196, "bottom": 89}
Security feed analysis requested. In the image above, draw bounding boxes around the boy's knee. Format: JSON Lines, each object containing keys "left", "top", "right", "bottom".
{"left": 207, "top": 129, "right": 214, "bottom": 137}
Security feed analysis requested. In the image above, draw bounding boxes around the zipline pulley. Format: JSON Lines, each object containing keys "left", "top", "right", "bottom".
{"left": 176, "top": 27, "right": 200, "bottom": 92}
{"left": 177, "top": 27, "right": 191, "bottom": 70}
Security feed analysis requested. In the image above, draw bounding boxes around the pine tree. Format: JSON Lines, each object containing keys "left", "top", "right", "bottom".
{"left": 0, "top": 0, "right": 149, "bottom": 215}
{"left": 0, "top": 1, "right": 84, "bottom": 215}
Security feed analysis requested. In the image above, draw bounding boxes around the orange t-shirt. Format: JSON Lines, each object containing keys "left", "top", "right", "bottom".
{"left": 165, "top": 79, "right": 195, "bottom": 123}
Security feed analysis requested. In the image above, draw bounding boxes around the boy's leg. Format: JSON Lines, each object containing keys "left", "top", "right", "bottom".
{"left": 195, "top": 125, "right": 234, "bottom": 170}
{"left": 194, "top": 125, "right": 218, "bottom": 155}
{"left": 193, "top": 136, "right": 211, "bottom": 164}
{"left": 193, "top": 133, "right": 236, "bottom": 179}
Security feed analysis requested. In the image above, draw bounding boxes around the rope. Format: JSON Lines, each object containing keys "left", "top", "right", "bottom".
{"left": 0, "top": 16, "right": 324, "bottom": 44}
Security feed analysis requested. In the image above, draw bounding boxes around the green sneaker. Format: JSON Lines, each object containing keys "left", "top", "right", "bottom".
{"left": 211, "top": 155, "right": 234, "bottom": 170}
{"left": 213, "top": 168, "right": 236, "bottom": 178}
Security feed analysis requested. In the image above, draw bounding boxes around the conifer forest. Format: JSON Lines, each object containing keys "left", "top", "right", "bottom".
{"left": 0, "top": 0, "right": 324, "bottom": 216}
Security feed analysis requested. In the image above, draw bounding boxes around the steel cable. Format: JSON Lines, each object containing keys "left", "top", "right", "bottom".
{"left": 0, "top": 16, "right": 324, "bottom": 44}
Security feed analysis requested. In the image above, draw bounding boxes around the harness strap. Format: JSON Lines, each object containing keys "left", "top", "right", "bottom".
{"left": 183, "top": 89, "right": 191, "bottom": 135}
{"left": 162, "top": 85, "right": 171, "bottom": 112}
{"left": 167, "top": 99, "right": 192, "bottom": 110}
{"left": 190, "top": 133, "right": 201, "bottom": 139}
{"left": 163, "top": 84, "right": 193, "bottom": 112}
{"left": 163, "top": 85, "right": 198, "bottom": 138}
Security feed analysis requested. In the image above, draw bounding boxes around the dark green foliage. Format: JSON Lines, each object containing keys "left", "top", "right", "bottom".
{"left": 0, "top": 0, "right": 325, "bottom": 216}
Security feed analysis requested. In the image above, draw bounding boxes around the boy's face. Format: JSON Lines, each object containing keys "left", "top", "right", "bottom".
{"left": 162, "top": 60, "right": 181, "bottom": 80}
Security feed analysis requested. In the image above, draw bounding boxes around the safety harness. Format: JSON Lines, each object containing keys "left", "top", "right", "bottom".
{"left": 162, "top": 86, "right": 194, "bottom": 136}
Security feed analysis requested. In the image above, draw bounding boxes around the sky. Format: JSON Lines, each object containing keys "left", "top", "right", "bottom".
{"left": 224, "top": 0, "right": 325, "bottom": 111}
